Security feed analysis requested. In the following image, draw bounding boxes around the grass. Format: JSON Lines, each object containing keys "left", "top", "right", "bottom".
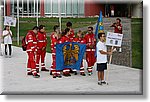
{"left": 8, "top": 17, "right": 142, "bottom": 69}
{"left": 10, "top": 17, "right": 97, "bottom": 37}
{"left": 131, "top": 18, "right": 143, "bottom": 69}
{"left": 11, "top": 17, "right": 98, "bottom": 52}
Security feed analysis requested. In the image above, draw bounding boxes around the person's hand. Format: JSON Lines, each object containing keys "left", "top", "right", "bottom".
{"left": 108, "top": 51, "right": 113, "bottom": 55}
{"left": 89, "top": 45, "right": 94, "bottom": 49}
{"left": 42, "top": 47, "right": 46, "bottom": 51}
{"left": 34, "top": 51, "right": 37, "bottom": 55}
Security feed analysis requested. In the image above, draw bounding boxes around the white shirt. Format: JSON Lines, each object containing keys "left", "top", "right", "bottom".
{"left": 96, "top": 41, "right": 107, "bottom": 63}
{"left": 3, "top": 30, "right": 12, "bottom": 44}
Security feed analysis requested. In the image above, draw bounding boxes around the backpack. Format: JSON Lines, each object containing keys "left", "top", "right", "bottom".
{"left": 22, "top": 36, "right": 27, "bottom": 51}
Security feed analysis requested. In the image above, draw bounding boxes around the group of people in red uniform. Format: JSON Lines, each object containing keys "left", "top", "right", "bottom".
{"left": 26, "top": 25, "right": 49, "bottom": 78}
{"left": 25, "top": 22, "right": 97, "bottom": 78}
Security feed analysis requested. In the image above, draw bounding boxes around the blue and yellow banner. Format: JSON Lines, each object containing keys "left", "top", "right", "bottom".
{"left": 95, "top": 11, "right": 104, "bottom": 39}
{"left": 56, "top": 42, "right": 86, "bottom": 71}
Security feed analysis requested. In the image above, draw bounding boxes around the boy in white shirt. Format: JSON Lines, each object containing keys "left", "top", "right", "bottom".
{"left": 96, "top": 33, "right": 112, "bottom": 85}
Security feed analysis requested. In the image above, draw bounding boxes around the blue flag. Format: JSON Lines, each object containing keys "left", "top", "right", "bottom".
{"left": 95, "top": 11, "right": 104, "bottom": 58}
{"left": 56, "top": 42, "right": 86, "bottom": 71}
{"left": 95, "top": 11, "right": 104, "bottom": 39}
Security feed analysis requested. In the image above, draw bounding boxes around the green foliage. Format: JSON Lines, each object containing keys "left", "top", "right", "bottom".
{"left": 131, "top": 18, "right": 143, "bottom": 69}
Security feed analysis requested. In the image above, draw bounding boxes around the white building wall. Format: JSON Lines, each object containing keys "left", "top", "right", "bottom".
{"left": 131, "top": 2, "right": 143, "bottom": 18}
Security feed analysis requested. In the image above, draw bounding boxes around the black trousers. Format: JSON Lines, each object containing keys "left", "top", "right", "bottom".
{"left": 5, "top": 44, "right": 12, "bottom": 56}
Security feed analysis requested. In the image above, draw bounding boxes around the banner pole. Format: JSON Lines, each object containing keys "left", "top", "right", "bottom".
{"left": 106, "top": 46, "right": 114, "bottom": 85}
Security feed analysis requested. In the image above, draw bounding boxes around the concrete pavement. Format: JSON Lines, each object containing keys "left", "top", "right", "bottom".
{"left": 0, "top": 45, "right": 142, "bottom": 95}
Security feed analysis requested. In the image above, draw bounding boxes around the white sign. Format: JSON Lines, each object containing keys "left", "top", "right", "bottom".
{"left": 106, "top": 32, "right": 123, "bottom": 47}
{"left": 4, "top": 16, "right": 16, "bottom": 27}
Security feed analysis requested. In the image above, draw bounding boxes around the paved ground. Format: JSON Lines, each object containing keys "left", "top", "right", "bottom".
{"left": 0, "top": 45, "right": 142, "bottom": 95}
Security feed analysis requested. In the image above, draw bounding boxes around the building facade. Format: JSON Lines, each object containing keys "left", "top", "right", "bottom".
{"left": 1, "top": 0, "right": 143, "bottom": 18}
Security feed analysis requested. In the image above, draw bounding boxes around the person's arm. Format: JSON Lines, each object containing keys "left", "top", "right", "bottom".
{"left": 98, "top": 43, "right": 112, "bottom": 55}
{"left": 9, "top": 30, "right": 13, "bottom": 37}
{"left": 85, "top": 35, "right": 91, "bottom": 48}
{"left": 26, "top": 33, "right": 34, "bottom": 52}
{"left": 42, "top": 33, "right": 47, "bottom": 51}
{"left": 100, "top": 50, "right": 112, "bottom": 55}
{"left": 3, "top": 31, "right": 11, "bottom": 38}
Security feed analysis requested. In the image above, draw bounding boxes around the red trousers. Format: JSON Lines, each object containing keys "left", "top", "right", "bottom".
{"left": 80, "top": 61, "right": 85, "bottom": 74}
{"left": 51, "top": 53, "right": 56, "bottom": 75}
{"left": 86, "top": 51, "right": 96, "bottom": 73}
{"left": 36, "top": 49, "right": 46, "bottom": 71}
{"left": 27, "top": 52, "right": 37, "bottom": 75}
{"left": 50, "top": 53, "right": 61, "bottom": 76}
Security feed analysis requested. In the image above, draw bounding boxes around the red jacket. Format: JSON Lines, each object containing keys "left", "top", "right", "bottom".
{"left": 26, "top": 30, "right": 37, "bottom": 52}
{"left": 61, "top": 35, "right": 70, "bottom": 43}
{"left": 57, "top": 38, "right": 63, "bottom": 44}
{"left": 84, "top": 33, "right": 96, "bottom": 50}
{"left": 114, "top": 23, "right": 122, "bottom": 34}
{"left": 37, "top": 31, "right": 47, "bottom": 50}
{"left": 50, "top": 32, "right": 58, "bottom": 53}
{"left": 73, "top": 37, "right": 86, "bottom": 44}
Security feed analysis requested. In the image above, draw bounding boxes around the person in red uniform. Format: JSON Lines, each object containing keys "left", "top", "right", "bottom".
{"left": 66, "top": 22, "right": 75, "bottom": 42}
{"left": 36, "top": 25, "right": 49, "bottom": 74}
{"left": 73, "top": 30, "right": 86, "bottom": 76}
{"left": 50, "top": 25, "right": 62, "bottom": 78}
{"left": 84, "top": 27, "right": 96, "bottom": 76}
{"left": 110, "top": 18, "right": 123, "bottom": 52}
{"left": 26, "top": 26, "right": 40, "bottom": 78}
{"left": 110, "top": 18, "right": 122, "bottom": 34}
{"left": 59, "top": 28, "right": 71, "bottom": 77}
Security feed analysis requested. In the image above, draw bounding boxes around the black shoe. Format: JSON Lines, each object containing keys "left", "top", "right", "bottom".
{"left": 80, "top": 73, "right": 86, "bottom": 76}
{"left": 53, "top": 75, "right": 57, "bottom": 78}
{"left": 68, "top": 73, "right": 71, "bottom": 76}
{"left": 101, "top": 81, "right": 106, "bottom": 84}
{"left": 50, "top": 71, "right": 52, "bottom": 75}
{"left": 41, "top": 68, "right": 49, "bottom": 72}
{"left": 63, "top": 73, "right": 68, "bottom": 77}
{"left": 27, "top": 72, "right": 33, "bottom": 75}
{"left": 98, "top": 82, "right": 102, "bottom": 85}
{"left": 33, "top": 73, "right": 40, "bottom": 78}
{"left": 69, "top": 69, "right": 74, "bottom": 73}
{"left": 74, "top": 71, "right": 77, "bottom": 75}
{"left": 57, "top": 75, "right": 62, "bottom": 78}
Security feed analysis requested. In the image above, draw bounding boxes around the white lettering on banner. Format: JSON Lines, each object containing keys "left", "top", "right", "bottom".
{"left": 4, "top": 16, "right": 17, "bottom": 27}
{"left": 105, "top": 32, "right": 123, "bottom": 47}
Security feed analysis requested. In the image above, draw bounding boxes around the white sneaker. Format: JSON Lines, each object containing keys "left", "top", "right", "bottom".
{"left": 119, "top": 48, "right": 122, "bottom": 53}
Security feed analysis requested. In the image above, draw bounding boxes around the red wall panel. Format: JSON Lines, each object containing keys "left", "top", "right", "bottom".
{"left": 6, "top": 0, "right": 11, "bottom": 16}
{"left": 84, "top": 1, "right": 105, "bottom": 17}
{"left": 40, "top": 0, "right": 45, "bottom": 17}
